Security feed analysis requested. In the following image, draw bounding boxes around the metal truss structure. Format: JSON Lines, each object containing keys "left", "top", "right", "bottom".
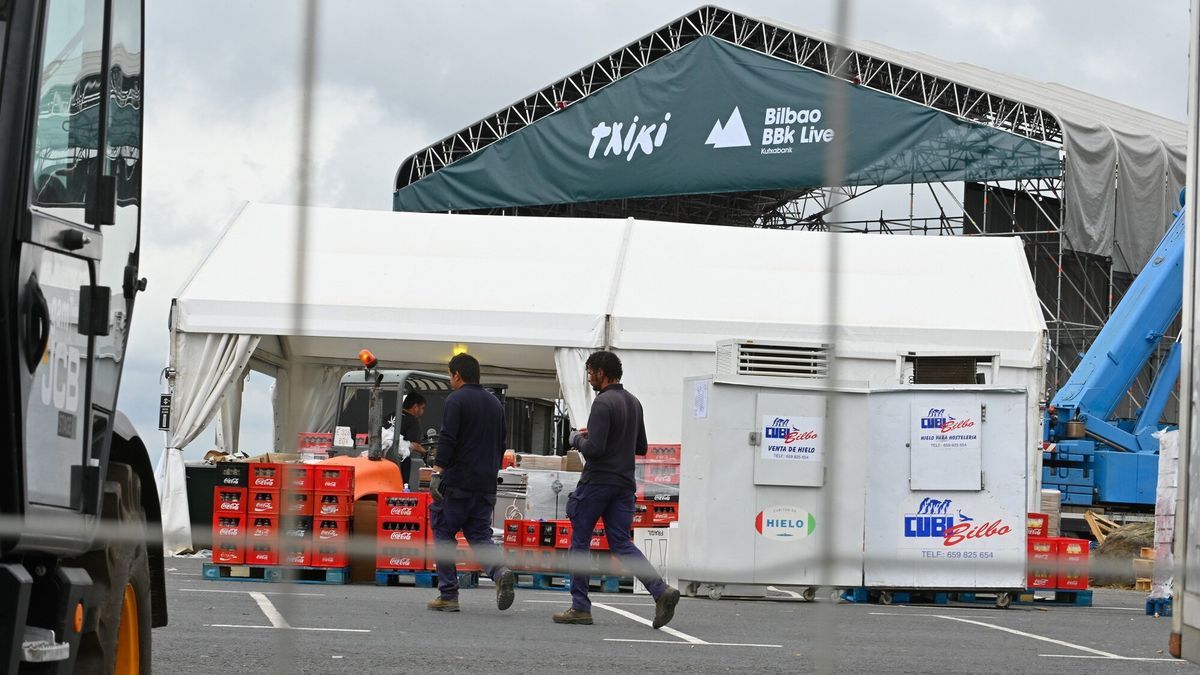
{"left": 394, "top": 6, "right": 1174, "bottom": 419}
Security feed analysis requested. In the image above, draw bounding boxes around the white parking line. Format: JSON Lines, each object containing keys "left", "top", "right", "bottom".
{"left": 177, "top": 588, "right": 324, "bottom": 597}
{"left": 604, "top": 639, "right": 784, "bottom": 648}
{"left": 871, "top": 612, "right": 1157, "bottom": 661}
{"left": 523, "top": 599, "right": 781, "bottom": 648}
{"left": 206, "top": 624, "right": 371, "bottom": 633}
{"left": 250, "top": 592, "right": 290, "bottom": 628}
{"left": 591, "top": 601, "right": 704, "bottom": 644}
{"left": 1039, "top": 654, "right": 1184, "bottom": 662}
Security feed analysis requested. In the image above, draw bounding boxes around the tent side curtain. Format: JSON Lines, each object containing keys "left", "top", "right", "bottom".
{"left": 273, "top": 362, "right": 344, "bottom": 453}
{"left": 393, "top": 36, "right": 1059, "bottom": 214}
{"left": 156, "top": 332, "right": 260, "bottom": 554}
{"left": 554, "top": 347, "right": 594, "bottom": 435}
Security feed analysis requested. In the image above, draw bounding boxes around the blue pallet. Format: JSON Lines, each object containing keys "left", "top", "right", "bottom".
{"left": 202, "top": 562, "right": 350, "bottom": 585}
{"left": 1146, "top": 597, "right": 1173, "bottom": 616}
{"left": 959, "top": 589, "right": 1091, "bottom": 606}
{"left": 838, "top": 588, "right": 948, "bottom": 605}
{"left": 514, "top": 571, "right": 623, "bottom": 593}
{"left": 375, "top": 569, "right": 479, "bottom": 588}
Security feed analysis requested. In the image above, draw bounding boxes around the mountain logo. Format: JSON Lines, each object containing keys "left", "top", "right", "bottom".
{"left": 705, "top": 107, "right": 751, "bottom": 148}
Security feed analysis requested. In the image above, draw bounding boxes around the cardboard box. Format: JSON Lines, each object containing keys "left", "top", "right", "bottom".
{"left": 213, "top": 487, "right": 247, "bottom": 515}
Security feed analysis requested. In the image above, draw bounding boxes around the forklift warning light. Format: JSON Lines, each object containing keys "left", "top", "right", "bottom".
{"left": 358, "top": 349, "right": 377, "bottom": 368}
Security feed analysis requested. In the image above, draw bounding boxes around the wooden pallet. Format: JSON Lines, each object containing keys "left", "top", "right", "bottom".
{"left": 375, "top": 569, "right": 479, "bottom": 588}
{"left": 202, "top": 562, "right": 350, "bottom": 585}
{"left": 1135, "top": 578, "right": 1153, "bottom": 592}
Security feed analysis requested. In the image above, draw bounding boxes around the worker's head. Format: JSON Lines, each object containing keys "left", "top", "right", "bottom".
{"left": 448, "top": 353, "right": 481, "bottom": 390}
{"left": 585, "top": 350, "right": 622, "bottom": 392}
{"left": 403, "top": 391, "right": 426, "bottom": 417}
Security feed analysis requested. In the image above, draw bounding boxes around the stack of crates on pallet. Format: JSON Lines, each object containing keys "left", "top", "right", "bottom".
{"left": 502, "top": 518, "right": 618, "bottom": 576}
{"left": 1025, "top": 512, "right": 1090, "bottom": 592}
{"left": 634, "top": 444, "right": 680, "bottom": 528}
{"left": 377, "top": 493, "right": 431, "bottom": 572}
{"left": 213, "top": 463, "right": 354, "bottom": 568}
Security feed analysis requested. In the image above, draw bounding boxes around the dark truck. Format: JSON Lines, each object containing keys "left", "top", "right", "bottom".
{"left": 1, "top": 0, "right": 164, "bottom": 672}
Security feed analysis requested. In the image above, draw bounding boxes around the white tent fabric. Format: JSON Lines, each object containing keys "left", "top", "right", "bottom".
{"left": 273, "top": 362, "right": 343, "bottom": 451}
{"left": 768, "top": 21, "right": 1185, "bottom": 274}
{"left": 172, "top": 204, "right": 1045, "bottom": 449}
{"left": 156, "top": 332, "right": 260, "bottom": 553}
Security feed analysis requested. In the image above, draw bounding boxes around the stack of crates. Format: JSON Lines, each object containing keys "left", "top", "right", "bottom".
{"left": 634, "top": 444, "right": 680, "bottom": 528}
{"left": 1025, "top": 511, "right": 1090, "bottom": 591}
{"left": 213, "top": 462, "right": 354, "bottom": 568}
{"left": 503, "top": 518, "right": 616, "bottom": 575}
{"left": 376, "top": 493, "right": 430, "bottom": 571}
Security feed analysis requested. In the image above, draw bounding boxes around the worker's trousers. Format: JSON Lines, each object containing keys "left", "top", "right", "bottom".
{"left": 567, "top": 482, "right": 667, "bottom": 612}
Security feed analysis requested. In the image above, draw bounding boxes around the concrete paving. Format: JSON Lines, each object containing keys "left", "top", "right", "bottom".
{"left": 153, "top": 558, "right": 1195, "bottom": 674}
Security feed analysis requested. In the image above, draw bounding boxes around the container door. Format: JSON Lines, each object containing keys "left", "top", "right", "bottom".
{"left": 753, "top": 392, "right": 825, "bottom": 487}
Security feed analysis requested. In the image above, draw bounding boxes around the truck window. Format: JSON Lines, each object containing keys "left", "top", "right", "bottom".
{"left": 30, "top": 0, "right": 104, "bottom": 223}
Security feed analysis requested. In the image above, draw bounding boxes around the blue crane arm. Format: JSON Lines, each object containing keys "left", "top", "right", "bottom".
{"left": 1050, "top": 206, "right": 1185, "bottom": 440}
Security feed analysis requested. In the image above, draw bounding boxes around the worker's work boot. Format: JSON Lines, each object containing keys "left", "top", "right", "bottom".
{"left": 552, "top": 607, "right": 594, "bottom": 625}
{"left": 652, "top": 586, "right": 680, "bottom": 629}
{"left": 496, "top": 569, "right": 516, "bottom": 611}
{"left": 427, "top": 596, "right": 460, "bottom": 612}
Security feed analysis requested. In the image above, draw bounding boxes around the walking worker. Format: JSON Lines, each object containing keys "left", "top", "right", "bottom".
{"left": 553, "top": 350, "right": 680, "bottom": 628}
{"left": 427, "top": 353, "right": 516, "bottom": 612}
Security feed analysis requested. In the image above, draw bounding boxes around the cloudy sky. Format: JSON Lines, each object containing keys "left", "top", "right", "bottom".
{"left": 133, "top": 0, "right": 1191, "bottom": 462}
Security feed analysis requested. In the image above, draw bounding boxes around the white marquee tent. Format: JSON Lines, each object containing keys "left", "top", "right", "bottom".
{"left": 156, "top": 202, "right": 1046, "bottom": 552}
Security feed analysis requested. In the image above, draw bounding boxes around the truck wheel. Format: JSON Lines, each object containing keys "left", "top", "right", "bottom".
{"left": 74, "top": 463, "right": 152, "bottom": 674}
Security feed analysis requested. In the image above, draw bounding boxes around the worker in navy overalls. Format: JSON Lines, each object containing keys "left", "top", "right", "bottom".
{"left": 427, "top": 353, "right": 516, "bottom": 612}
{"left": 553, "top": 350, "right": 680, "bottom": 628}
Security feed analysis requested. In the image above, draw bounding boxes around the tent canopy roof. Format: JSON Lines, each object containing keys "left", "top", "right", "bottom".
{"left": 175, "top": 203, "right": 1045, "bottom": 368}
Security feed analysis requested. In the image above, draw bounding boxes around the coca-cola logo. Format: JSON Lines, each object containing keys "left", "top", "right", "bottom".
{"left": 218, "top": 527, "right": 240, "bottom": 536}
{"left": 942, "top": 519, "right": 1011, "bottom": 547}
{"left": 389, "top": 506, "right": 416, "bottom": 516}
{"left": 390, "top": 557, "right": 412, "bottom": 566}
{"left": 320, "top": 506, "right": 339, "bottom": 514}
{"left": 253, "top": 502, "right": 273, "bottom": 512}
{"left": 390, "top": 531, "right": 415, "bottom": 540}
{"left": 219, "top": 502, "right": 241, "bottom": 510}
{"left": 253, "top": 527, "right": 272, "bottom": 537}
{"left": 319, "top": 529, "right": 340, "bottom": 540}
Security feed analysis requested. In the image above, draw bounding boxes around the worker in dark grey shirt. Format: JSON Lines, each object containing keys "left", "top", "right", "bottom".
{"left": 427, "top": 353, "right": 516, "bottom": 613}
{"left": 552, "top": 350, "right": 680, "bottom": 629}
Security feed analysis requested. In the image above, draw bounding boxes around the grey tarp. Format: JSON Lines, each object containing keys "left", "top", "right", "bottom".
{"left": 769, "top": 23, "right": 1186, "bottom": 273}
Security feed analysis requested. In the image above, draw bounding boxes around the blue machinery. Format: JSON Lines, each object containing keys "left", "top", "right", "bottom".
{"left": 1043, "top": 202, "right": 1185, "bottom": 507}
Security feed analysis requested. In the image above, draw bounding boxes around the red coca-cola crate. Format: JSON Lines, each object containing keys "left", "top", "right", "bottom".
{"left": 311, "top": 541, "right": 348, "bottom": 568}
{"left": 213, "top": 487, "right": 246, "bottom": 515}
{"left": 213, "top": 539, "right": 244, "bottom": 565}
{"left": 589, "top": 524, "right": 610, "bottom": 551}
{"left": 246, "top": 541, "right": 278, "bottom": 566}
{"left": 315, "top": 466, "right": 354, "bottom": 493}
{"left": 1026, "top": 537, "right": 1056, "bottom": 589}
{"left": 216, "top": 463, "right": 249, "bottom": 488}
{"left": 283, "top": 464, "right": 314, "bottom": 491}
{"left": 314, "top": 492, "right": 354, "bottom": 517}
{"left": 247, "top": 515, "right": 279, "bottom": 542}
{"left": 554, "top": 520, "right": 573, "bottom": 549}
{"left": 639, "top": 444, "right": 682, "bottom": 463}
{"left": 521, "top": 520, "right": 541, "bottom": 548}
{"left": 248, "top": 463, "right": 282, "bottom": 489}
{"left": 314, "top": 517, "right": 350, "bottom": 543}
{"left": 651, "top": 503, "right": 679, "bottom": 526}
{"left": 632, "top": 501, "right": 651, "bottom": 527}
{"left": 1026, "top": 512, "right": 1049, "bottom": 538}
{"left": 379, "top": 493, "right": 428, "bottom": 519}
{"left": 248, "top": 489, "right": 280, "bottom": 515}
{"left": 641, "top": 462, "right": 680, "bottom": 485}
{"left": 1056, "top": 538, "right": 1090, "bottom": 590}
{"left": 503, "top": 519, "right": 523, "bottom": 547}
{"left": 297, "top": 432, "right": 334, "bottom": 452}
{"left": 455, "top": 532, "right": 482, "bottom": 573}
{"left": 283, "top": 491, "right": 314, "bottom": 516}
{"left": 538, "top": 522, "right": 556, "bottom": 548}
{"left": 212, "top": 513, "right": 246, "bottom": 539}
{"left": 376, "top": 544, "right": 426, "bottom": 571}
{"left": 282, "top": 542, "right": 310, "bottom": 567}
{"left": 377, "top": 518, "right": 427, "bottom": 545}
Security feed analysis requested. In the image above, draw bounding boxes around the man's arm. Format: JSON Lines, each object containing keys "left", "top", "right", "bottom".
{"left": 435, "top": 396, "right": 460, "bottom": 471}
{"left": 572, "top": 397, "right": 611, "bottom": 460}
{"left": 635, "top": 414, "right": 648, "bottom": 456}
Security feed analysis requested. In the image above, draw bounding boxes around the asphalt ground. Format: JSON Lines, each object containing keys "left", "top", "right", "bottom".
{"left": 154, "top": 557, "right": 1195, "bottom": 674}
